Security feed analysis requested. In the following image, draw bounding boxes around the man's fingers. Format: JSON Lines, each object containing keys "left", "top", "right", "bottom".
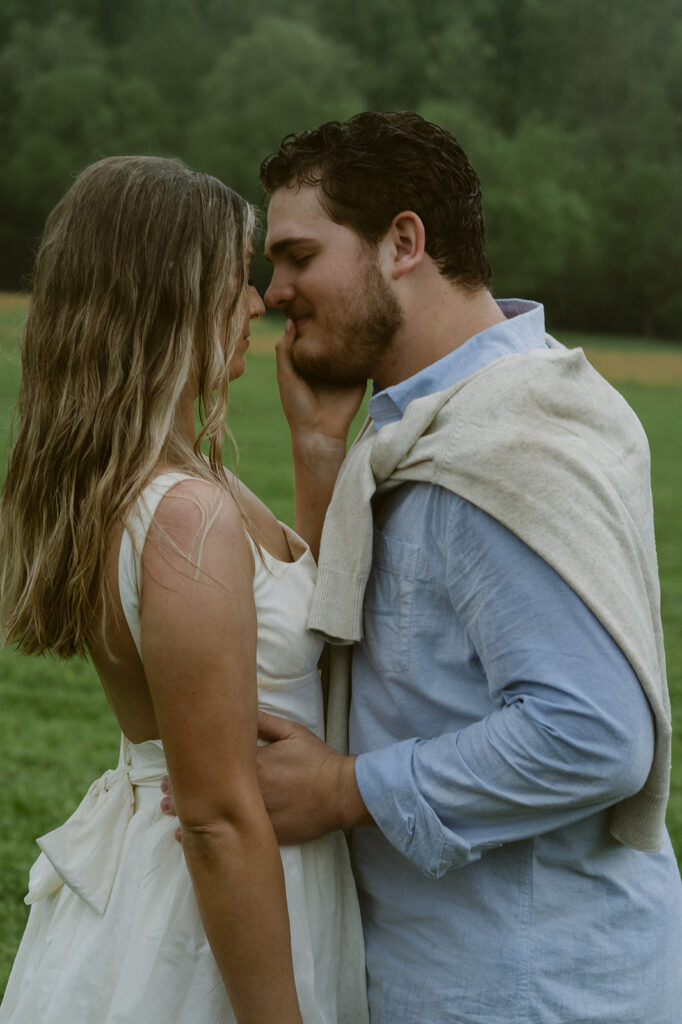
{"left": 257, "top": 709, "right": 298, "bottom": 742}
{"left": 160, "top": 775, "right": 176, "bottom": 817}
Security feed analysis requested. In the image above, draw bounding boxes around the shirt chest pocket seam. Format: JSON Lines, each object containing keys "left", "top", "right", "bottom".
{"left": 362, "top": 532, "right": 422, "bottom": 674}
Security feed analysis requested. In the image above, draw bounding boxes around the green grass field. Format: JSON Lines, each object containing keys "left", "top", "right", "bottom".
{"left": 1, "top": 296, "right": 681, "bottom": 993}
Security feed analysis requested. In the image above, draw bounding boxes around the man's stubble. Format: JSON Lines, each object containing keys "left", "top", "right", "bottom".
{"left": 290, "top": 258, "right": 404, "bottom": 387}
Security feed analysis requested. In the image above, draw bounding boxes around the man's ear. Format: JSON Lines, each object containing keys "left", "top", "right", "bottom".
{"left": 385, "top": 211, "right": 426, "bottom": 280}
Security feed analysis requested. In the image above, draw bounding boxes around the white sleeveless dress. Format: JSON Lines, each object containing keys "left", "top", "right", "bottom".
{"left": 0, "top": 474, "right": 368, "bottom": 1023}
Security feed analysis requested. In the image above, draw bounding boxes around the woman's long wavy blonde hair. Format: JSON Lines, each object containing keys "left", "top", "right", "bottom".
{"left": 0, "top": 155, "right": 255, "bottom": 658}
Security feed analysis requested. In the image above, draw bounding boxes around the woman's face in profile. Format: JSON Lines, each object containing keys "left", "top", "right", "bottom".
{"left": 228, "top": 282, "right": 265, "bottom": 381}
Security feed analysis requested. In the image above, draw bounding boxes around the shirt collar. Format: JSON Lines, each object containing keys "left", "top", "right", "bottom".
{"left": 369, "top": 299, "right": 547, "bottom": 431}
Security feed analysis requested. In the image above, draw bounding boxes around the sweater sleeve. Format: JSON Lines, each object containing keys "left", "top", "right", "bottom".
{"left": 354, "top": 494, "right": 655, "bottom": 878}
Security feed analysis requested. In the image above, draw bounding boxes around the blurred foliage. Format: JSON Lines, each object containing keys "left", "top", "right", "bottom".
{"left": 0, "top": 0, "right": 680, "bottom": 337}
{"left": 186, "top": 17, "right": 363, "bottom": 199}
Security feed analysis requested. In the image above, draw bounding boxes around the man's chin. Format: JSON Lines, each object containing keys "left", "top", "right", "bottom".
{"left": 291, "top": 345, "right": 367, "bottom": 388}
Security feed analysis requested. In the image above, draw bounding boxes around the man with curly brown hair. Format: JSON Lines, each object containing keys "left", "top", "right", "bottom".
{"left": 163, "top": 112, "right": 682, "bottom": 1023}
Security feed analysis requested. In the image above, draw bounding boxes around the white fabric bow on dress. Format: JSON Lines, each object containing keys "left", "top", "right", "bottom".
{"left": 25, "top": 767, "right": 135, "bottom": 915}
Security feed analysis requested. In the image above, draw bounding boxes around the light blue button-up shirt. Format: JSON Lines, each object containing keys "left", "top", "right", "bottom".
{"left": 351, "top": 300, "right": 682, "bottom": 1023}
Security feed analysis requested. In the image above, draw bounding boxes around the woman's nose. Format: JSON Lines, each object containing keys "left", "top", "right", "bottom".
{"left": 249, "top": 287, "right": 266, "bottom": 319}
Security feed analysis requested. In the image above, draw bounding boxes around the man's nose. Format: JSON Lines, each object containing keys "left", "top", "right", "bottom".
{"left": 264, "top": 271, "right": 295, "bottom": 310}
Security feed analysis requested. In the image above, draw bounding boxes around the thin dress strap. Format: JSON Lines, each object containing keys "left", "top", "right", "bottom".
{"left": 118, "top": 473, "right": 193, "bottom": 658}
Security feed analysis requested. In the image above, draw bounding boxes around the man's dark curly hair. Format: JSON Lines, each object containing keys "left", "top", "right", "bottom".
{"left": 260, "top": 111, "right": 492, "bottom": 290}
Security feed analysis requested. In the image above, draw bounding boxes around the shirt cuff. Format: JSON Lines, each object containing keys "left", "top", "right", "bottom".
{"left": 355, "top": 739, "right": 497, "bottom": 878}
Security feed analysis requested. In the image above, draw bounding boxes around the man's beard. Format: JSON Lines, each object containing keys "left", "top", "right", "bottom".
{"left": 290, "top": 260, "right": 404, "bottom": 386}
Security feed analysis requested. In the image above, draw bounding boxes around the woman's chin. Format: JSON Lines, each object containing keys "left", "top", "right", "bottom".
{"left": 228, "top": 357, "right": 246, "bottom": 382}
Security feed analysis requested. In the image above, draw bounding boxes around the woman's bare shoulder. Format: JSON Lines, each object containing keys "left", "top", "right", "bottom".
{"left": 151, "top": 476, "right": 243, "bottom": 535}
{"left": 143, "top": 476, "right": 253, "bottom": 586}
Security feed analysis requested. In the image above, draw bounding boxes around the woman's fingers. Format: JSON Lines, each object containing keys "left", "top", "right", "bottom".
{"left": 275, "top": 319, "right": 296, "bottom": 371}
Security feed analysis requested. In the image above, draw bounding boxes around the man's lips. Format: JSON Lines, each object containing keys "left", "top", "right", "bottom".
{"left": 292, "top": 315, "right": 311, "bottom": 333}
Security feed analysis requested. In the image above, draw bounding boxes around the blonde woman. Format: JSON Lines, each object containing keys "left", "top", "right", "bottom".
{"left": 0, "top": 157, "right": 367, "bottom": 1024}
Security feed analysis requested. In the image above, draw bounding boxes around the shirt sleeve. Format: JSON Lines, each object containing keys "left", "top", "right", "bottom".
{"left": 354, "top": 493, "right": 655, "bottom": 878}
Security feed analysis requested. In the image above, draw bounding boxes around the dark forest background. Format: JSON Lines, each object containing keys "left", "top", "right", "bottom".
{"left": 1, "top": 0, "right": 680, "bottom": 338}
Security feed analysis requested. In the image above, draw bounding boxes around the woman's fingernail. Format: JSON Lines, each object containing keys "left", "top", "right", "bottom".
{"left": 285, "top": 318, "right": 293, "bottom": 333}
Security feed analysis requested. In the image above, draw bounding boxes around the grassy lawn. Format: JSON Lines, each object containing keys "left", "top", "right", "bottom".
{"left": 1, "top": 297, "right": 681, "bottom": 992}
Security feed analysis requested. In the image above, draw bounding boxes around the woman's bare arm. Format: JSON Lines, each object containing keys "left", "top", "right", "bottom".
{"left": 276, "top": 320, "right": 366, "bottom": 559}
{"left": 140, "top": 478, "right": 302, "bottom": 1024}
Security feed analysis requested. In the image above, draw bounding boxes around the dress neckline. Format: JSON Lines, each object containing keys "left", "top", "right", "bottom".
{"left": 141, "top": 471, "right": 312, "bottom": 568}
{"left": 251, "top": 521, "right": 314, "bottom": 568}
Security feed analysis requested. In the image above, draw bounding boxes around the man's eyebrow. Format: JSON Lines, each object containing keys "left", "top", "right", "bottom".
{"left": 264, "top": 236, "right": 316, "bottom": 260}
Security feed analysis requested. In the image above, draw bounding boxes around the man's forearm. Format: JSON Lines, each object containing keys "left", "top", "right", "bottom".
{"left": 330, "top": 753, "right": 376, "bottom": 832}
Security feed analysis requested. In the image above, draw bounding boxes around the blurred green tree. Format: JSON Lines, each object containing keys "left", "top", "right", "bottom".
{"left": 465, "top": 0, "right": 682, "bottom": 333}
{"left": 0, "top": 13, "right": 164, "bottom": 287}
{"left": 420, "top": 101, "right": 596, "bottom": 315}
{"left": 0, "top": 0, "right": 679, "bottom": 336}
{"left": 188, "top": 16, "right": 363, "bottom": 198}
{"left": 187, "top": 15, "right": 364, "bottom": 287}
{"left": 111, "top": 0, "right": 232, "bottom": 150}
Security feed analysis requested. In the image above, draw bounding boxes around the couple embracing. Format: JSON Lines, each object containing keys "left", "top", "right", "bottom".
{"left": 1, "top": 112, "right": 680, "bottom": 1024}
